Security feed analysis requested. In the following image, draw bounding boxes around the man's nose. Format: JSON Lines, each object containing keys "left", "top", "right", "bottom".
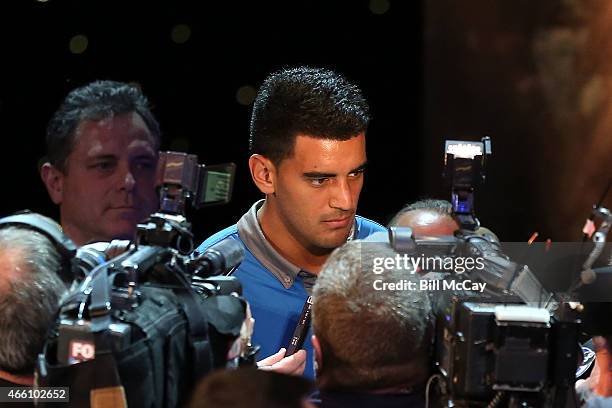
{"left": 329, "top": 179, "right": 353, "bottom": 211}
{"left": 120, "top": 167, "right": 136, "bottom": 192}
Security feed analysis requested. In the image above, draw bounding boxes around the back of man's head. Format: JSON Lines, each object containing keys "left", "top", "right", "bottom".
{"left": 0, "top": 226, "right": 66, "bottom": 375}
{"left": 249, "top": 66, "right": 370, "bottom": 165}
{"left": 312, "top": 240, "right": 433, "bottom": 391}
{"left": 45, "top": 80, "right": 161, "bottom": 173}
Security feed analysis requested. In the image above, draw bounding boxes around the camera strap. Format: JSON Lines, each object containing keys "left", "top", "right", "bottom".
{"left": 87, "top": 263, "right": 127, "bottom": 407}
{"left": 167, "top": 264, "right": 213, "bottom": 382}
{"left": 89, "top": 263, "right": 112, "bottom": 332}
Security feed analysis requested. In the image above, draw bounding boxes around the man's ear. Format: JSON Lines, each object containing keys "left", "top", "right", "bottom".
{"left": 248, "top": 154, "right": 276, "bottom": 195}
{"left": 40, "top": 162, "right": 64, "bottom": 205}
{"left": 312, "top": 334, "right": 323, "bottom": 373}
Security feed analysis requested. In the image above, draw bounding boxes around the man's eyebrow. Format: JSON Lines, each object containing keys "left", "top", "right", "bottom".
{"left": 350, "top": 161, "right": 368, "bottom": 173}
{"left": 302, "top": 161, "right": 368, "bottom": 178}
{"left": 303, "top": 171, "right": 337, "bottom": 178}
{"left": 86, "top": 154, "right": 117, "bottom": 162}
{"left": 132, "top": 152, "right": 156, "bottom": 159}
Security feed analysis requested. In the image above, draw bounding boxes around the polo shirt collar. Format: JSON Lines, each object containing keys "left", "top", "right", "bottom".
{"left": 237, "top": 199, "right": 355, "bottom": 291}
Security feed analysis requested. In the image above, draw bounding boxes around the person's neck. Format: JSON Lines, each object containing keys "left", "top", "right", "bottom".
{"left": 0, "top": 369, "right": 34, "bottom": 386}
{"left": 60, "top": 221, "right": 88, "bottom": 246}
{"left": 258, "top": 200, "right": 332, "bottom": 274}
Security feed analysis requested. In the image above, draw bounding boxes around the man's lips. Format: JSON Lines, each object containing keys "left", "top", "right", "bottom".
{"left": 322, "top": 216, "right": 353, "bottom": 229}
{"left": 107, "top": 206, "right": 142, "bottom": 215}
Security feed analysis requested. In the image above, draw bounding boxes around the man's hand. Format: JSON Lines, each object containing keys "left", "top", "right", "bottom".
{"left": 256, "top": 348, "right": 306, "bottom": 376}
{"left": 592, "top": 336, "right": 612, "bottom": 397}
{"left": 576, "top": 336, "right": 612, "bottom": 400}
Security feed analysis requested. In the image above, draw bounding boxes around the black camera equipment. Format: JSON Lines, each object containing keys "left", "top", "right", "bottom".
{"left": 384, "top": 140, "right": 611, "bottom": 407}
{"left": 443, "top": 137, "right": 492, "bottom": 231}
{"left": 36, "top": 152, "right": 250, "bottom": 408}
{"left": 388, "top": 224, "right": 582, "bottom": 408}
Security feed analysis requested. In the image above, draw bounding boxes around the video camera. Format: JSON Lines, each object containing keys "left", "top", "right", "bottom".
{"left": 386, "top": 139, "right": 611, "bottom": 407}
{"left": 389, "top": 225, "right": 573, "bottom": 407}
{"left": 36, "top": 152, "right": 251, "bottom": 408}
{"left": 389, "top": 221, "right": 611, "bottom": 406}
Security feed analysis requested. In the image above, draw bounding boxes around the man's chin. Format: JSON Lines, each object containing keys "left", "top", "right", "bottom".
{"left": 314, "top": 229, "right": 353, "bottom": 250}
{"left": 102, "top": 221, "right": 139, "bottom": 241}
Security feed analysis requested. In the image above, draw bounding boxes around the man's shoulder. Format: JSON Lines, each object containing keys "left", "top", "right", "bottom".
{"left": 195, "top": 225, "right": 272, "bottom": 280}
{"left": 195, "top": 224, "right": 240, "bottom": 254}
{"left": 355, "top": 215, "right": 386, "bottom": 238}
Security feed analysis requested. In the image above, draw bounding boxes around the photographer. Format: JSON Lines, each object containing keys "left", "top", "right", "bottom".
{"left": 388, "top": 199, "right": 459, "bottom": 235}
{"left": 310, "top": 240, "right": 433, "bottom": 407}
{"left": 40, "top": 80, "right": 160, "bottom": 245}
{"left": 0, "top": 219, "right": 67, "bottom": 388}
{"left": 389, "top": 199, "right": 500, "bottom": 245}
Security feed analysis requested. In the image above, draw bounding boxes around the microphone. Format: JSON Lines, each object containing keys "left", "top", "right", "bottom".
{"left": 192, "top": 239, "right": 245, "bottom": 276}
{"left": 286, "top": 296, "right": 313, "bottom": 356}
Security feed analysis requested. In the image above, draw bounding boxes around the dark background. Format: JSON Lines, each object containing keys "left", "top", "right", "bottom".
{"left": 0, "top": 0, "right": 609, "bottom": 244}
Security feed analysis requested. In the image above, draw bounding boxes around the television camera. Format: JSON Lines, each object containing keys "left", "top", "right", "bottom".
{"left": 386, "top": 139, "right": 611, "bottom": 407}
{"left": 35, "top": 152, "right": 252, "bottom": 408}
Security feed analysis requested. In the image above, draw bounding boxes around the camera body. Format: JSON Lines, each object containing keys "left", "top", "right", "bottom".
{"left": 388, "top": 226, "right": 581, "bottom": 407}
{"left": 435, "top": 297, "right": 578, "bottom": 407}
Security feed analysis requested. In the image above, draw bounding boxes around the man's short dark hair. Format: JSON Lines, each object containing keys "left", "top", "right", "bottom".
{"left": 0, "top": 227, "right": 66, "bottom": 375}
{"left": 249, "top": 66, "right": 370, "bottom": 165}
{"left": 46, "top": 80, "right": 161, "bottom": 172}
{"left": 388, "top": 199, "right": 454, "bottom": 227}
{"left": 312, "top": 240, "right": 433, "bottom": 391}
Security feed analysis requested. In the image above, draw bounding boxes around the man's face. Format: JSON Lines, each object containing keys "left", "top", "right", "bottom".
{"left": 54, "top": 112, "right": 158, "bottom": 244}
{"left": 271, "top": 134, "right": 367, "bottom": 252}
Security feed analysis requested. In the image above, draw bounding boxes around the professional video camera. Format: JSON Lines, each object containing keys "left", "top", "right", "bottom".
{"left": 36, "top": 152, "right": 252, "bottom": 408}
{"left": 389, "top": 224, "right": 575, "bottom": 407}
{"left": 386, "top": 139, "right": 612, "bottom": 407}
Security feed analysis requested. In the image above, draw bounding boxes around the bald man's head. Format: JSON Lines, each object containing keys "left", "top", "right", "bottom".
{"left": 392, "top": 209, "right": 459, "bottom": 236}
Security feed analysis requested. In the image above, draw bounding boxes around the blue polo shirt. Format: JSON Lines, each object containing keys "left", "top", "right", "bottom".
{"left": 195, "top": 200, "right": 385, "bottom": 378}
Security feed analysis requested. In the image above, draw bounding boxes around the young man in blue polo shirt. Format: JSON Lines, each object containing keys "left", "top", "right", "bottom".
{"left": 196, "top": 67, "right": 385, "bottom": 378}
